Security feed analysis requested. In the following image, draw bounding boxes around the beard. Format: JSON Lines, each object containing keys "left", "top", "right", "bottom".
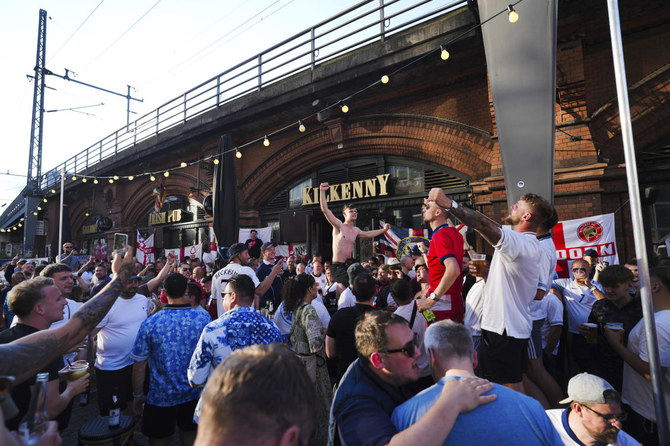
{"left": 591, "top": 426, "right": 619, "bottom": 444}
{"left": 502, "top": 214, "right": 518, "bottom": 225}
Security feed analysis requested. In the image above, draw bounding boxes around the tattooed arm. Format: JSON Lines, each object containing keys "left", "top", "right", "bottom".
{"left": 0, "top": 248, "right": 135, "bottom": 385}
{"left": 427, "top": 188, "right": 502, "bottom": 246}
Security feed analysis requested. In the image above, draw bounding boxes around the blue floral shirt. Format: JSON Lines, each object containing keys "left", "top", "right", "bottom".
{"left": 130, "top": 304, "right": 211, "bottom": 407}
{"left": 188, "top": 306, "right": 282, "bottom": 387}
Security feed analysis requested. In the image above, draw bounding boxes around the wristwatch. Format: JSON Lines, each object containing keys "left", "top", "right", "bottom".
{"left": 445, "top": 200, "right": 458, "bottom": 211}
{"left": 428, "top": 292, "right": 439, "bottom": 302}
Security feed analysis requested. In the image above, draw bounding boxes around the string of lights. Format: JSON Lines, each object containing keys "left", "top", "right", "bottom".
{"left": 1, "top": 2, "right": 523, "bottom": 233}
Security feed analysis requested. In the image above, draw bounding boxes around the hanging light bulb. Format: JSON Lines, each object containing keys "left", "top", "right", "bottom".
{"left": 113, "top": 175, "right": 119, "bottom": 180}
{"left": 43, "top": 198, "right": 47, "bottom": 203}
{"left": 298, "top": 121, "right": 306, "bottom": 133}
{"left": 213, "top": 158, "right": 219, "bottom": 165}
{"left": 263, "top": 136, "right": 270, "bottom": 146}
{"left": 50, "top": 189, "right": 56, "bottom": 194}
{"left": 128, "top": 175, "right": 134, "bottom": 181}
{"left": 440, "top": 45, "right": 450, "bottom": 60}
{"left": 18, "top": 223, "right": 22, "bottom": 227}
{"left": 381, "top": 75, "right": 389, "bottom": 84}
{"left": 150, "top": 175, "right": 156, "bottom": 181}
{"left": 164, "top": 171, "right": 170, "bottom": 177}
{"left": 341, "top": 103, "right": 349, "bottom": 113}
{"left": 20, "top": 218, "right": 24, "bottom": 221}
{"left": 109, "top": 178, "right": 114, "bottom": 184}
{"left": 85, "top": 212, "right": 90, "bottom": 217}
{"left": 60, "top": 172, "right": 65, "bottom": 177}
{"left": 93, "top": 179, "right": 99, "bottom": 184}
{"left": 236, "top": 149, "right": 242, "bottom": 159}
{"left": 37, "top": 206, "right": 42, "bottom": 211}
{"left": 72, "top": 176, "right": 77, "bottom": 181}
{"left": 181, "top": 162, "right": 187, "bottom": 168}
{"left": 82, "top": 178, "right": 87, "bottom": 183}
{"left": 507, "top": 5, "right": 519, "bottom": 23}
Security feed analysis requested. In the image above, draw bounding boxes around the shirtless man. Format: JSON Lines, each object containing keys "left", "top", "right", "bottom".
{"left": 320, "top": 182, "right": 390, "bottom": 293}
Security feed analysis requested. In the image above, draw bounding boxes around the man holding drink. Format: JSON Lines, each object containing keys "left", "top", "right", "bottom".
{"left": 415, "top": 194, "right": 465, "bottom": 323}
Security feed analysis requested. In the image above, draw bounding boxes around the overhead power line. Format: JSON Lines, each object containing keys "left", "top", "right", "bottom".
{"left": 82, "top": 0, "right": 162, "bottom": 71}
{"left": 48, "top": 0, "right": 105, "bottom": 63}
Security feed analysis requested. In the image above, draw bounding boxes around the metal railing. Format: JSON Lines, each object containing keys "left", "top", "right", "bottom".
{"left": 40, "top": 0, "right": 466, "bottom": 190}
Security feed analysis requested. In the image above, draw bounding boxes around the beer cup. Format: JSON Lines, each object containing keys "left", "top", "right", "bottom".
{"left": 472, "top": 254, "right": 486, "bottom": 275}
{"left": 68, "top": 360, "right": 89, "bottom": 381}
{"left": 582, "top": 323, "right": 598, "bottom": 344}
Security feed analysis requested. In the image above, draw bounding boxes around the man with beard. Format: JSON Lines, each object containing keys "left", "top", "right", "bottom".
{"left": 320, "top": 182, "right": 390, "bottom": 293}
{"left": 90, "top": 274, "right": 150, "bottom": 417}
{"left": 90, "top": 264, "right": 111, "bottom": 297}
{"left": 424, "top": 188, "right": 552, "bottom": 393}
{"left": 546, "top": 373, "right": 639, "bottom": 445}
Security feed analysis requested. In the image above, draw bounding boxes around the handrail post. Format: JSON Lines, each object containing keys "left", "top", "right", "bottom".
{"left": 99, "top": 141, "right": 102, "bottom": 162}
{"left": 183, "top": 93, "right": 188, "bottom": 123}
{"left": 216, "top": 75, "right": 221, "bottom": 107}
{"left": 115, "top": 131, "right": 118, "bottom": 155}
{"left": 257, "top": 55, "right": 263, "bottom": 91}
{"left": 311, "top": 28, "right": 316, "bottom": 70}
{"left": 156, "top": 108, "right": 160, "bottom": 136}
{"left": 379, "top": 0, "right": 385, "bottom": 42}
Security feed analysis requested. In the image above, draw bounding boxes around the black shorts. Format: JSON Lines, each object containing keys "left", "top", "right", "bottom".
{"left": 141, "top": 399, "right": 199, "bottom": 439}
{"left": 330, "top": 262, "right": 349, "bottom": 287}
{"left": 95, "top": 365, "right": 133, "bottom": 415}
{"left": 477, "top": 329, "right": 528, "bottom": 384}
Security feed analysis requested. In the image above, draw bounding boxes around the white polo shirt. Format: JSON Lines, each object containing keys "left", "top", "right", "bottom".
{"left": 481, "top": 229, "right": 541, "bottom": 339}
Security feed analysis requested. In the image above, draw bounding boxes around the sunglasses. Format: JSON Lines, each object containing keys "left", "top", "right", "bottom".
{"left": 379, "top": 333, "right": 419, "bottom": 358}
{"left": 582, "top": 404, "right": 627, "bottom": 424}
{"left": 572, "top": 268, "right": 587, "bottom": 273}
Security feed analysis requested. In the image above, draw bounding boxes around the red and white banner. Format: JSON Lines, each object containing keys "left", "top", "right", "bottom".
{"left": 164, "top": 248, "right": 181, "bottom": 261}
{"left": 184, "top": 244, "right": 202, "bottom": 261}
{"left": 552, "top": 213, "right": 619, "bottom": 278}
{"left": 136, "top": 231, "right": 155, "bottom": 265}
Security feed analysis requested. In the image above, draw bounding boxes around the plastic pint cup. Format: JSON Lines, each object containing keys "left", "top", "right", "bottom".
{"left": 69, "top": 361, "right": 89, "bottom": 381}
{"left": 472, "top": 254, "right": 486, "bottom": 275}
{"left": 583, "top": 323, "right": 598, "bottom": 344}
{"left": 606, "top": 322, "right": 624, "bottom": 332}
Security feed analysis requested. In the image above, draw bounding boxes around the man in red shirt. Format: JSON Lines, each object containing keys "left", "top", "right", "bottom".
{"left": 416, "top": 196, "right": 464, "bottom": 322}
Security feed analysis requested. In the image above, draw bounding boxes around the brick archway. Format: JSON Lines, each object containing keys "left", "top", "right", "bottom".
{"left": 240, "top": 114, "right": 494, "bottom": 206}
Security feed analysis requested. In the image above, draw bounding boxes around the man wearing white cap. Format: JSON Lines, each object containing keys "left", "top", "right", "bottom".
{"left": 545, "top": 373, "right": 639, "bottom": 445}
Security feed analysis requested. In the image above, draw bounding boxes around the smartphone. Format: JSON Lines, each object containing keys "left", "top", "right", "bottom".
{"left": 113, "top": 233, "right": 128, "bottom": 255}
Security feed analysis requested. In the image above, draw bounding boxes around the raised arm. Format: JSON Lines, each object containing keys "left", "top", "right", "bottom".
{"left": 0, "top": 248, "right": 135, "bottom": 385}
{"left": 428, "top": 188, "right": 502, "bottom": 246}
{"left": 146, "top": 252, "right": 176, "bottom": 292}
{"left": 359, "top": 223, "right": 391, "bottom": 239}
{"left": 320, "top": 183, "right": 343, "bottom": 229}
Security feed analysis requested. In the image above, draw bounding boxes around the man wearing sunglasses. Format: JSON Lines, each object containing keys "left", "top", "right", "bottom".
{"left": 329, "top": 311, "right": 496, "bottom": 446}
{"left": 552, "top": 259, "right": 605, "bottom": 374}
{"left": 546, "top": 373, "right": 639, "bottom": 445}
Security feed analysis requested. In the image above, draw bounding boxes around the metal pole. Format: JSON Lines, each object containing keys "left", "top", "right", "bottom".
{"left": 58, "top": 172, "right": 64, "bottom": 263}
{"left": 606, "top": 1, "right": 668, "bottom": 442}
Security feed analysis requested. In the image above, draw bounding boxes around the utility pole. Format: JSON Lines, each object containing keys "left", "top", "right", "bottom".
{"left": 22, "top": 9, "right": 48, "bottom": 257}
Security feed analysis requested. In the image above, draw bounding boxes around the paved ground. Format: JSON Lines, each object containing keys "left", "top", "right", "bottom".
{"left": 61, "top": 374, "right": 181, "bottom": 445}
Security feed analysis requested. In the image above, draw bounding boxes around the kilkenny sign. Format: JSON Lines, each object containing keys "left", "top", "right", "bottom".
{"left": 302, "top": 174, "right": 390, "bottom": 205}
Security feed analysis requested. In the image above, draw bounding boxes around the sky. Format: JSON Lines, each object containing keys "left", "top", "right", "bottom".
{"left": 0, "top": 0, "right": 379, "bottom": 209}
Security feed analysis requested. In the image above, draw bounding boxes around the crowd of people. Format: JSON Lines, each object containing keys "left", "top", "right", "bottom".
{"left": 0, "top": 185, "right": 668, "bottom": 446}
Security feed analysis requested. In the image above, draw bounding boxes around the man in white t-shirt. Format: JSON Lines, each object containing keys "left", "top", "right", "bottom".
{"left": 552, "top": 258, "right": 605, "bottom": 374}
{"left": 546, "top": 373, "right": 639, "bottom": 446}
{"left": 211, "top": 243, "right": 283, "bottom": 317}
{"left": 201, "top": 243, "right": 217, "bottom": 274}
{"left": 604, "top": 266, "right": 670, "bottom": 445}
{"left": 90, "top": 274, "right": 150, "bottom": 417}
{"left": 426, "top": 188, "right": 552, "bottom": 393}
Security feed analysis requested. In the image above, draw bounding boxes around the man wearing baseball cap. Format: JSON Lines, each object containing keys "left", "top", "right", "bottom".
{"left": 211, "top": 242, "right": 283, "bottom": 317}
{"left": 545, "top": 373, "right": 639, "bottom": 445}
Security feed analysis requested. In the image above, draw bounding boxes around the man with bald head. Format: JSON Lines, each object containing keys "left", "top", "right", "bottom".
{"left": 552, "top": 258, "right": 605, "bottom": 374}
